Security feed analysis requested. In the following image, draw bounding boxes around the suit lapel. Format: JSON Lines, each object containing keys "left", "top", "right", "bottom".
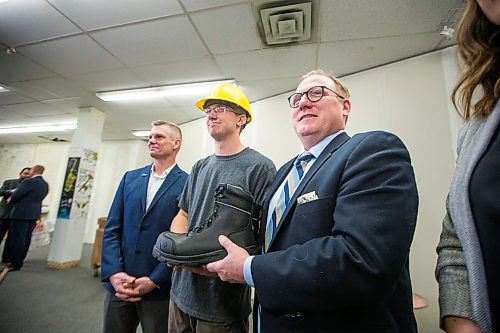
{"left": 144, "top": 165, "right": 180, "bottom": 217}
{"left": 138, "top": 166, "right": 150, "bottom": 215}
{"left": 272, "top": 132, "right": 350, "bottom": 241}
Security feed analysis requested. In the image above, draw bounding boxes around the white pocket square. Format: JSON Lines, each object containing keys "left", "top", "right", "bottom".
{"left": 297, "top": 191, "right": 319, "bottom": 204}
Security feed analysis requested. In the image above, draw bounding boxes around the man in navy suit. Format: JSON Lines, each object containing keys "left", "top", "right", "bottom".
{"left": 0, "top": 166, "right": 31, "bottom": 264}
{"left": 7, "top": 165, "right": 49, "bottom": 271}
{"left": 207, "top": 69, "right": 419, "bottom": 332}
{"left": 101, "top": 120, "right": 188, "bottom": 333}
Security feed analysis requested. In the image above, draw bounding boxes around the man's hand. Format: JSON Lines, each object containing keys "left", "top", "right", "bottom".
{"left": 123, "top": 277, "right": 157, "bottom": 297}
{"left": 206, "top": 235, "right": 249, "bottom": 283}
{"left": 109, "top": 272, "right": 141, "bottom": 302}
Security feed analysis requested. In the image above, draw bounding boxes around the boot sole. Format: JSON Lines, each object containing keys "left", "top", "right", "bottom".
{"left": 153, "top": 245, "right": 258, "bottom": 266}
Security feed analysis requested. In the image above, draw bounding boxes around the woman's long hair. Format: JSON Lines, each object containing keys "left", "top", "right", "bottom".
{"left": 452, "top": 1, "right": 500, "bottom": 121}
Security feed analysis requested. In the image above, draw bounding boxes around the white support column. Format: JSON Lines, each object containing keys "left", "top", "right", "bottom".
{"left": 47, "top": 107, "right": 105, "bottom": 269}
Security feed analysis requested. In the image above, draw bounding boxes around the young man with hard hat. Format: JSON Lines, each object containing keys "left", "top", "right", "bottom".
{"left": 166, "top": 83, "right": 276, "bottom": 332}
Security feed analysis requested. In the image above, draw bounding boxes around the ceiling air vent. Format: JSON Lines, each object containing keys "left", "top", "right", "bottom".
{"left": 255, "top": 1, "right": 315, "bottom": 46}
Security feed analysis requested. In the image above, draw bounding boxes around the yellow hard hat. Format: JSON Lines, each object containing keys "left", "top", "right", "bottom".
{"left": 196, "top": 83, "right": 252, "bottom": 124}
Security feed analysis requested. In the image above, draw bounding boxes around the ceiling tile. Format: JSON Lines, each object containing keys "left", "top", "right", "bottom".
{"left": 6, "top": 81, "right": 60, "bottom": 100}
{"left": 3, "top": 101, "right": 68, "bottom": 117}
{"left": 91, "top": 16, "right": 209, "bottom": 66}
{"left": 180, "top": 0, "right": 246, "bottom": 12}
{"left": 156, "top": 107, "right": 196, "bottom": 125}
{"left": 0, "top": 0, "right": 461, "bottom": 144}
{"left": 215, "top": 44, "right": 316, "bottom": 81}
{"left": 321, "top": 0, "right": 459, "bottom": 42}
{"left": 0, "top": 0, "right": 81, "bottom": 46}
{"left": 102, "top": 107, "right": 187, "bottom": 132}
{"left": 0, "top": 108, "right": 23, "bottom": 121}
{"left": 318, "top": 32, "right": 443, "bottom": 77}
{"left": 8, "top": 77, "right": 89, "bottom": 100}
{"left": 134, "top": 57, "right": 224, "bottom": 85}
{"left": 44, "top": 97, "right": 93, "bottom": 113}
{"left": 239, "top": 77, "right": 299, "bottom": 103}
{"left": 191, "top": 4, "right": 262, "bottom": 54}
{"left": 0, "top": 53, "right": 54, "bottom": 83}
{"left": 0, "top": 91, "right": 35, "bottom": 106}
{"left": 26, "top": 114, "right": 77, "bottom": 125}
{"left": 70, "top": 68, "right": 147, "bottom": 92}
{"left": 19, "top": 35, "right": 124, "bottom": 76}
{"left": 49, "top": 0, "right": 183, "bottom": 31}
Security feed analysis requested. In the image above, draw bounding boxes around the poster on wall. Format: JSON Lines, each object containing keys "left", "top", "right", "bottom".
{"left": 72, "top": 149, "right": 98, "bottom": 220}
{"left": 57, "top": 156, "right": 80, "bottom": 219}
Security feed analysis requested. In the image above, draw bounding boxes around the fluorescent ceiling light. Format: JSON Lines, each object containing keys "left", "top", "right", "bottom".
{"left": 0, "top": 85, "right": 9, "bottom": 93}
{"left": 96, "top": 80, "right": 235, "bottom": 102}
{"left": 131, "top": 130, "right": 150, "bottom": 137}
{"left": 0, "top": 0, "right": 8, "bottom": 4}
{"left": 0, "top": 123, "right": 77, "bottom": 134}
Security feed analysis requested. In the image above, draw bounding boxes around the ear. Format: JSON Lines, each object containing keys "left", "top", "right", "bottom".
{"left": 341, "top": 98, "right": 351, "bottom": 117}
{"left": 236, "top": 114, "right": 247, "bottom": 127}
{"left": 172, "top": 138, "right": 181, "bottom": 151}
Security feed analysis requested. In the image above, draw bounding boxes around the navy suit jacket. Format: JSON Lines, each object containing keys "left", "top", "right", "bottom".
{"left": 10, "top": 176, "right": 49, "bottom": 220}
{"left": 101, "top": 164, "right": 188, "bottom": 299}
{"left": 252, "top": 131, "right": 419, "bottom": 333}
{"left": 0, "top": 178, "right": 22, "bottom": 219}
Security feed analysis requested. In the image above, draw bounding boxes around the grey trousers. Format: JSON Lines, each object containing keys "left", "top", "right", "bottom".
{"left": 168, "top": 299, "right": 249, "bottom": 333}
{"left": 103, "top": 291, "right": 169, "bottom": 333}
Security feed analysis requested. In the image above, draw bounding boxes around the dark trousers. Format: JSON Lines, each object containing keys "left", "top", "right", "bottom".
{"left": 8, "top": 219, "right": 36, "bottom": 269}
{"left": 103, "top": 291, "right": 169, "bottom": 333}
{"left": 0, "top": 218, "right": 12, "bottom": 262}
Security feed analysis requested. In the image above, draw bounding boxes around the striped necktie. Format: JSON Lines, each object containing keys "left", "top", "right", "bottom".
{"left": 264, "top": 152, "right": 314, "bottom": 252}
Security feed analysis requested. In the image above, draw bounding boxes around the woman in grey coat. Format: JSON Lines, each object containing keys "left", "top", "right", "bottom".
{"left": 436, "top": 1, "right": 499, "bottom": 333}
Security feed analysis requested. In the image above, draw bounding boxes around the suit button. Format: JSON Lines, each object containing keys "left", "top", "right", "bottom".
{"left": 135, "top": 250, "right": 141, "bottom": 254}
{"left": 140, "top": 226, "right": 146, "bottom": 231}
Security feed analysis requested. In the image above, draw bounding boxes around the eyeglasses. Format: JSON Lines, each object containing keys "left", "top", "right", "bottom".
{"left": 287, "top": 85, "right": 345, "bottom": 108}
{"left": 203, "top": 105, "right": 235, "bottom": 116}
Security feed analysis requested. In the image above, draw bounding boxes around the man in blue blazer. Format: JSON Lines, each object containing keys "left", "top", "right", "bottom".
{"left": 208, "top": 70, "right": 419, "bottom": 332}
{"left": 8, "top": 165, "right": 49, "bottom": 271}
{"left": 101, "top": 120, "right": 188, "bottom": 333}
{"left": 0, "top": 167, "right": 31, "bottom": 264}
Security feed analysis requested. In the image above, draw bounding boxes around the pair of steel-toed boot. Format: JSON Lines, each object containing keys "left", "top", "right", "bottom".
{"left": 152, "top": 183, "right": 260, "bottom": 266}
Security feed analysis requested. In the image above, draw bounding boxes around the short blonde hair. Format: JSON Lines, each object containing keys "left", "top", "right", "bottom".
{"left": 151, "top": 120, "right": 182, "bottom": 142}
{"left": 301, "top": 69, "right": 350, "bottom": 98}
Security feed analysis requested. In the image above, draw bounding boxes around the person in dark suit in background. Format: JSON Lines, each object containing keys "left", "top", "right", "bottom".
{"left": 7, "top": 165, "right": 49, "bottom": 271}
{"left": 0, "top": 167, "right": 31, "bottom": 265}
{"left": 207, "top": 69, "right": 419, "bottom": 332}
{"left": 101, "top": 120, "right": 188, "bottom": 333}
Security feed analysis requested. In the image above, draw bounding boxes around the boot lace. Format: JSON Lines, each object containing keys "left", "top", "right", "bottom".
{"left": 190, "top": 204, "right": 219, "bottom": 235}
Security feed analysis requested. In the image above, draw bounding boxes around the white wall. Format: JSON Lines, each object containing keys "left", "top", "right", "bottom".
{"left": 0, "top": 48, "right": 461, "bottom": 332}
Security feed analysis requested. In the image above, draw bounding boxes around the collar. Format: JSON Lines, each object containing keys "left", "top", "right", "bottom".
{"left": 298, "top": 130, "right": 345, "bottom": 158}
{"left": 150, "top": 163, "right": 176, "bottom": 179}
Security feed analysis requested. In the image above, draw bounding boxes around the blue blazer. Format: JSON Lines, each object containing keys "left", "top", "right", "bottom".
{"left": 101, "top": 164, "right": 188, "bottom": 299}
{"left": 10, "top": 176, "right": 49, "bottom": 220}
{"left": 252, "top": 131, "right": 419, "bottom": 332}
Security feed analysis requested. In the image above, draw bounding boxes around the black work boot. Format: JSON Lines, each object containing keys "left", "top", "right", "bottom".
{"left": 153, "top": 183, "right": 260, "bottom": 266}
